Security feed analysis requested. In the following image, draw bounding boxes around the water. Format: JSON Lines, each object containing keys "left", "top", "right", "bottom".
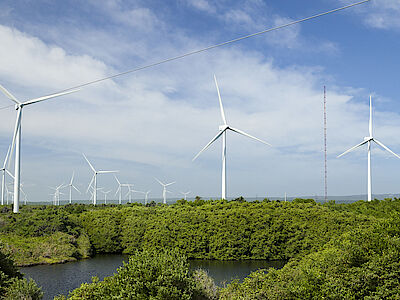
{"left": 20, "top": 254, "right": 285, "bottom": 299}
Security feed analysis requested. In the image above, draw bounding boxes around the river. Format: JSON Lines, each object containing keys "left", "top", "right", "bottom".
{"left": 20, "top": 254, "right": 285, "bottom": 300}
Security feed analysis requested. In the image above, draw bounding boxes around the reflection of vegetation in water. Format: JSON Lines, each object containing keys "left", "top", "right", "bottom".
{"left": 1, "top": 198, "right": 400, "bottom": 298}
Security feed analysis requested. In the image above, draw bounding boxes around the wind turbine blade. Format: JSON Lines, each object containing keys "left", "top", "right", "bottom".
{"left": 369, "top": 95, "right": 373, "bottom": 137}
{"left": 125, "top": 190, "right": 130, "bottom": 198}
{"left": 70, "top": 171, "right": 75, "bottom": 185}
{"left": 166, "top": 190, "right": 173, "bottom": 194}
{"left": 115, "top": 186, "right": 120, "bottom": 196}
{"left": 22, "top": 89, "right": 80, "bottom": 106}
{"left": 154, "top": 177, "right": 164, "bottom": 186}
{"left": 229, "top": 127, "right": 272, "bottom": 146}
{"left": 373, "top": 139, "right": 400, "bottom": 159}
{"left": 0, "top": 84, "right": 21, "bottom": 104}
{"left": 82, "top": 153, "right": 96, "bottom": 172}
{"left": 165, "top": 181, "right": 176, "bottom": 186}
{"left": 98, "top": 170, "right": 119, "bottom": 174}
{"left": 7, "top": 109, "right": 22, "bottom": 169}
{"left": 2, "top": 145, "right": 11, "bottom": 169}
{"left": 214, "top": 75, "right": 227, "bottom": 125}
{"left": 5, "top": 169, "right": 14, "bottom": 179}
{"left": 114, "top": 175, "right": 121, "bottom": 185}
{"left": 192, "top": 130, "right": 225, "bottom": 161}
{"left": 337, "top": 140, "right": 368, "bottom": 158}
{"left": 86, "top": 175, "right": 95, "bottom": 193}
{"left": 72, "top": 185, "right": 81, "bottom": 194}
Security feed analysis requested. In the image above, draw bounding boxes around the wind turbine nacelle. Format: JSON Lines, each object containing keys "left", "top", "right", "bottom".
{"left": 219, "top": 125, "right": 228, "bottom": 131}
{"left": 364, "top": 137, "right": 372, "bottom": 141}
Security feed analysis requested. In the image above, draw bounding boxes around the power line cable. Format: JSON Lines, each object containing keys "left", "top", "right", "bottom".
{"left": 8, "top": 0, "right": 372, "bottom": 99}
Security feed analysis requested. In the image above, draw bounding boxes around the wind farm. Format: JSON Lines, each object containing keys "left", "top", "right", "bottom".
{"left": 2, "top": 0, "right": 400, "bottom": 299}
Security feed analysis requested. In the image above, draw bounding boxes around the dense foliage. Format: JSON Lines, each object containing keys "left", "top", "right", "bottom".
{"left": 55, "top": 249, "right": 216, "bottom": 300}
{"left": 2, "top": 198, "right": 400, "bottom": 298}
{"left": 0, "top": 245, "right": 43, "bottom": 299}
{"left": 220, "top": 214, "right": 400, "bottom": 299}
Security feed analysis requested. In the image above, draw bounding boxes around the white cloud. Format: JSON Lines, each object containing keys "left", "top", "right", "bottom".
{"left": 185, "top": 0, "right": 216, "bottom": 14}
{"left": 340, "top": 0, "right": 400, "bottom": 30}
{"left": 0, "top": 4, "right": 399, "bottom": 202}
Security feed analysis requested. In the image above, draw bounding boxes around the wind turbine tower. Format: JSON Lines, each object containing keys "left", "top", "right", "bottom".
{"left": 338, "top": 95, "right": 400, "bottom": 201}
{"left": 193, "top": 75, "right": 271, "bottom": 200}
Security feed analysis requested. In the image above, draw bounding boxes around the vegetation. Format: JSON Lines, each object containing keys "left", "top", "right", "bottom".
{"left": 55, "top": 249, "right": 214, "bottom": 300}
{"left": 0, "top": 245, "right": 43, "bottom": 299}
{"left": 2, "top": 198, "right": 400, "bottom": 298}
{"left": 0, "top": 200, "right": 375, "bottom": 265}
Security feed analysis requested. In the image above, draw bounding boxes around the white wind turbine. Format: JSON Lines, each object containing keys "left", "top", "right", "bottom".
{"left": 67, "top": 171, "right": 81, "bottom": 204}
{"left": 0, "top": 84, "right": 79, "bottom": 213}
{"left": 338, "top": 95, "right": 400, "bottom": 202}
{"left": 193, "top": 75, "right": 271, "bottom": 200}
{"left": 125, "top": 184, "right": 142, "bottom": 203}
{"left": 114, "top": 175, "right": 129, "bottom": 204}
{"left": 83, "top": 153, "right": 118, "bottom": 205}
{"left": 154, "top": 178, "right": 175, "bottom": 204}
{"left": 50, "top": 183, "right": 65, "bottom": 205}
{"left": 180, "top": 191, "right": 191, "bottom": 200}
{"left": 1, "top": 146, "right": 12, "bottom": 205}
{"left": 100, "top": 189, "right": 112, "bottom": 204}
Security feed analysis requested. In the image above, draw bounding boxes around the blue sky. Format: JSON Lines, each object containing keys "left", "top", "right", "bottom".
{"left": 0, "top": 0, "right": 400, "bottom": 202}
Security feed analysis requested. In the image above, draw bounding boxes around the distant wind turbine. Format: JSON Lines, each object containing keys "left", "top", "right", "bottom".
{"left": 154, "top": 178, "right": 175, "bottom": 204}
{"left": 100, "top": 189, "right": 112, "bottom": 204}
{"left": 83, "top": 153, "right": 118, "bottom": 205}
{"left": 180, "top": 191, "right": 191, "bottom": 200}
{"left": 50, "top": 183, "right": 65, "bottom": 205}
{"left": 125, "top": 184, "right": 140, "bottom": 203}
{"left": 1, "top": 146, "right": 12, "bottom": 205}
{"left": 67, "top": 171, "right": 81, "bottom": 204}
{"left": 0, "top": 84, "right": 79, "bottom": 213}
{"left": 192, "top": 75, "right": 271, "bottom": 200}
{"left": 114, "top": 175, "right": 129, "bottom": 204}
{"left": 337, "top": 95, "right": 400, "bottom": 201}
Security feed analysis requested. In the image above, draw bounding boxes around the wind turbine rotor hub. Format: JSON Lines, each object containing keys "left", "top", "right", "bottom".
{"left": 219, "top": 125, "right": 228, "bottom": 131}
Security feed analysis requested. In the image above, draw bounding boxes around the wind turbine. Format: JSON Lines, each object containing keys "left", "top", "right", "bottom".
{"left": 1, "top": 146, "right": 12, "bottom": 205}
{"left": 0, "top": 84, "right": 79, "bottom": 213}
{"left": 83, "top": 153, "right": 118, "bottom": 205}
{"left": 50, "top": 183, "right": 65, "bottom": 205}
{"left": 125, "top": 184, "right": 141, "bottom": 203}
{"left": 114, "top": 175, "right": 129, "bottom": 204}
{"left": 67, "top": 171, "right": 81, "bottom": 204}
{"left": 154, "top": 178, "right": 175, "bottom": 204}
{"left": 100, "top": 189, "right": 112, "bottom": 204}
{"left": 337, "top": 95, "right": 400, "bottom": 202}
{"left": 192, "top": 75, "right": 271, "bottom": 200}
{"left": 180, "top": 191, "right": 191, "bottom": 200}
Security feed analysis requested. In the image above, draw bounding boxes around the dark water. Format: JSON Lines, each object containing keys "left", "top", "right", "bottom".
{"left": 20, "top": 254, "right": 285, "bottom": 300}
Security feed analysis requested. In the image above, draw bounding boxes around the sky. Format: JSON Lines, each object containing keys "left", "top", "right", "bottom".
{"left": 0, "top": 0, "right": 400, "bottom": 202}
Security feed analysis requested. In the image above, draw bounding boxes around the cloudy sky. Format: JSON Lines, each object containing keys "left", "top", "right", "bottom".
{"left": 0, "top": 0, "right": 400, "bottom": 202}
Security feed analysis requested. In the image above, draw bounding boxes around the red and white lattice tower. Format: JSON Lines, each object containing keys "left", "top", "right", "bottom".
{"left": 324, "top": 86, "right": 328, "bottom": 202}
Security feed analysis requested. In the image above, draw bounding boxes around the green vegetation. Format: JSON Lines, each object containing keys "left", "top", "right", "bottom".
{"left": 2, "top": 198, "right": 400, "bottom": 298}
{"left": 55, "top": 249, "right": 215, "bottom": 300}
{"left": 0, "top": 245, "right": 43, "bottom": 299}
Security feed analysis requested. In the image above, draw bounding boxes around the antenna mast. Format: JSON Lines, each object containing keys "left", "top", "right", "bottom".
{"left": 323, "top": 86, "right": 328, "bottom": 202}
